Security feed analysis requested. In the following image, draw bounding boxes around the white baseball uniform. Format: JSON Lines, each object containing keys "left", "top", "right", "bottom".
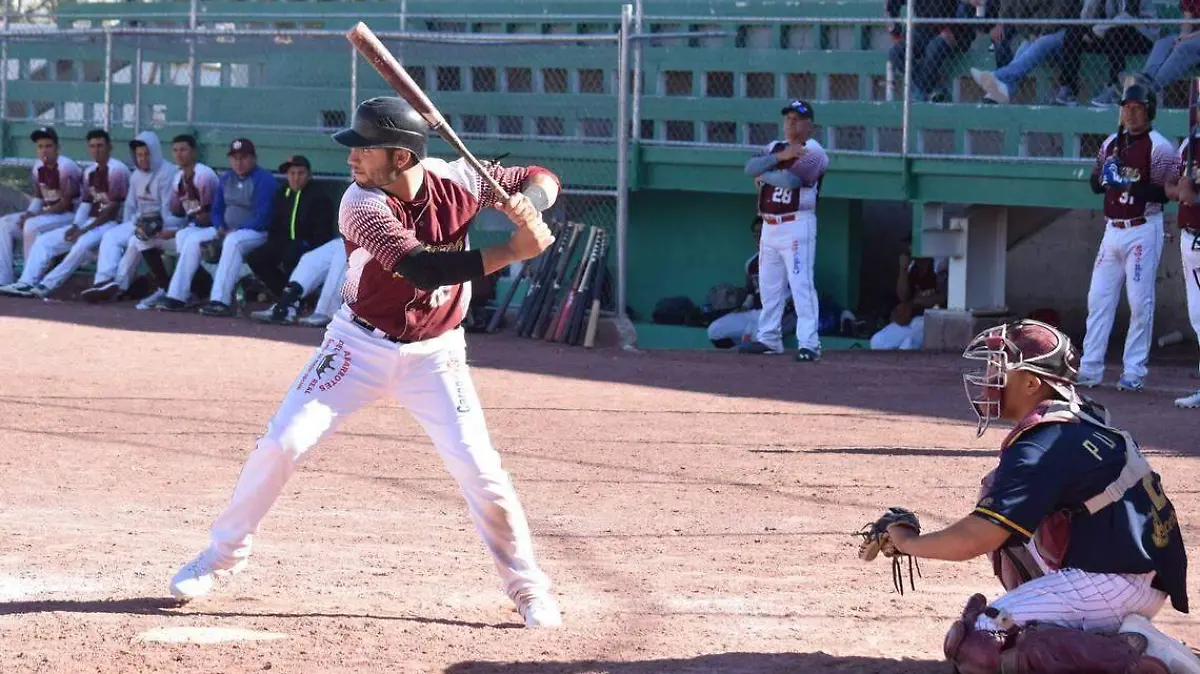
{"left": 745, "top": 138, "right": 829, "bottom": 354}
{"left": 0, "top": 155, "right": 83, "bottom": 285}
{"left": 176, "top": 157, "right": 557, "bottom": 605}
{"left": 162, "top": 163, "right": 220, "bottom": 303}
{"left": 1174, "top": 139, "right": 1200, "bottom": 382}
{"left": 29, "top": 157, "right": 131, "bottom": 292}
{"left": 101, "top": 131, "right": 182, "bottom": 291}
{"left": 1079, "top": 129, "right": 1179, "bottom": 383}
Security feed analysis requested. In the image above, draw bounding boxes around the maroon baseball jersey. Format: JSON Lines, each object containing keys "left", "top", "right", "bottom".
{"left": 339, "top": 157, "right": 557, "bottom": 342}
{"left": 170, "top": 163, "right": 220, "bottom": 219}
{"left": 755, "top": 140, "right": 829, "bottom": 216}
{"left": 82, "top": 158, "right": 130, "bottom": 218}
{"left": 32, "top": 156, "right": 83, "bottom": 209}
{"left": 1176, "top": 138, "right": 1200, "bottom": 231}
{"left": 1092, "top": 130, "right": 1178, "bottom": 220}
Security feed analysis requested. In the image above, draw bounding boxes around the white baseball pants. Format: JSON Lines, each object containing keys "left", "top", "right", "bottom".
{"left": 35, "top": 222, "right": 117, "bottom": 291}
{"left": 22, "top": 212, "right": 74, "bottom": 259}
{"left": 208, "top": 229, "right": 267, "bottom": 305}
{"left": 0, "top": 212, "right": 74, "bottom": 285}
{"left": 870, "top": 316, "right": 926, "bottom": 350}
{"left": 290, "top": 239, "right": 348, "bottom": 317}
{"left": 755, "top": 213, "right": 820, "bottom": 352}
{"left": 114, "top": 231, "right": 178, "bottom": 291}
{"left": 166, "top": 225, "right": 219, "bottom": 303}
{"left": 1080, "top": 217, "right": 1165, "bottom": 381}
{"left": 1182, "top": 229, "right": 1200, "bottom": 374}
{"left": 975, "top": 569, "right": 1166, "bottom": 635}
{"left": 92, "top": 221, "right": 137, "bottom": 285}
{"left": 204, "top": 308, "right": 553, "bottom": 599}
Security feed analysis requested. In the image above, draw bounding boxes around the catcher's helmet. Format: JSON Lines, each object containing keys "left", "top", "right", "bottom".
{"left": 1120, "top": 78, "right": 1157, "bottom": 121}
{"left": 332, "top": 97, "right": 429, "bottom": 158}
{"left": 961, "top": 319, "right": 1081, "bottom": 437}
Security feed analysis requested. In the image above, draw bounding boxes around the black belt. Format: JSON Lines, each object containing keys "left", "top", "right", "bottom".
{"left": 351, "top": 314, "right": 413, "bottom": 344}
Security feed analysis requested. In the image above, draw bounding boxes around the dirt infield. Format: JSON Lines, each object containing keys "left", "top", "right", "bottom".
{"left": 2, "top": 297, "right": 1200, "bottom": 674}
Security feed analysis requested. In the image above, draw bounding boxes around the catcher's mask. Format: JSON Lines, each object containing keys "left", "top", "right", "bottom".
{"left": 961, "top": 319, "right": 1080, "bottom": 437}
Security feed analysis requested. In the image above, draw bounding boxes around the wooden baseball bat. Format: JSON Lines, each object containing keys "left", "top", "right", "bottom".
{"left": 567, "top": 230, "right": 605, "bottom": 345}
{"left": 485, "top": 222, "right": 560, "bottom": 334}
{"left": 531, "top": 223, "right": 584, "bottom": 339}
{"left": 516, "top": 224, "right": 570, "bottom": 336}
{"left": 346, "top": 22, "right": 512, "bottom": 202}
{"left": 583, "top": 243, "right": 609, "bottom": 349}
{"left": 548, "top": 226, "right": 599, "bottom": 342}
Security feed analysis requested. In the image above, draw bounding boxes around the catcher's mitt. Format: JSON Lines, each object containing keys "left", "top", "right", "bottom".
{"left": 853, "top": 507, "right": 923, "bottom": 595}
{"left": 134, "top": 214, "right": 163, "bottom": 242}
{"left": 199, "top": 238, "right": 222, "bottom": 264}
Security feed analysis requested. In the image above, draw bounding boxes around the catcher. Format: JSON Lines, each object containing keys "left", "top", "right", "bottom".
{"left": 857, "top": 319, "right": 1198, "bottom": 674}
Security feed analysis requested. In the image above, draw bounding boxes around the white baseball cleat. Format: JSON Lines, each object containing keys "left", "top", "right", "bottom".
{"left": 169, "top": 549, "right": 248, "bottom": 602}
{"left": 1176, "top": 391, "right": 1200, "bottom": 409}
{"left": 513, "top": 589, "right": 563, "bottom": 628}
{"left": 1119, "top": 614, "right": 1200, "bottom": 674}
{"left": 297, "top": 312, "right": 332, "bottom": 328}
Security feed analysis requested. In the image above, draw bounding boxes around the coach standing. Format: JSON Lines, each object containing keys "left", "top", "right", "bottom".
{"left": 739, "top": 100, "right": 830, "bottom": 362}
{"left": 1077, "top": 79, "right": 1178, "bottom": 392}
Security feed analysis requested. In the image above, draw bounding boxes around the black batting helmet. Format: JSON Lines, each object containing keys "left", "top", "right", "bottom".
{"left": 333, "top": 96, "right": 429, "bottom": 158}
{"left": 1120, "top": 77, "right": 1157, "bottom": 121}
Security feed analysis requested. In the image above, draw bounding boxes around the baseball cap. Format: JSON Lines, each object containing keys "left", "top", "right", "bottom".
{"left": 278, "top": 155, "right": 311, "bottom": 172}
{"left": 30, "top": 126, "right": 57, "bottom": 143}
{"left": 227, "top": 138, "right": 256, "bottom": 156}
{"left": 781, "top": 99, "right": 815, "bottom": 120}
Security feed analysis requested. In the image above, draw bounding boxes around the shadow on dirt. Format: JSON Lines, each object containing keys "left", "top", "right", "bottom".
{"left": 444, "top": 652, "right": 948, "bottom": 674}
{"left": 0, "top": 597, "right": 519, "bottom": 629}
{"left": 4, "top": 297, "right": 1198, "bottom": 456}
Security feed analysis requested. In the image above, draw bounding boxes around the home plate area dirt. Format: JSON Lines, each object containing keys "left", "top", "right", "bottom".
{"left": 2, "top": 298, "right": 1200, "bottom": 674}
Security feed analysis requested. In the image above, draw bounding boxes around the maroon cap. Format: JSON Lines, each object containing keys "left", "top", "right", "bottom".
{"left": 227, "top": 138, "right": 256, "bottom": 156}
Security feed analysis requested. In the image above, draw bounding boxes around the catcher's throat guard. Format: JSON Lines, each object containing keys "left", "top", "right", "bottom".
{"left": 961, "top": 320, "right": 1080, "bottom": 437}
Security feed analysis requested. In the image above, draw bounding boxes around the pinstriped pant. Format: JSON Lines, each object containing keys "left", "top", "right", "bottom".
{"left": 975, "top": 569, "right": 1167, "bottom": 635}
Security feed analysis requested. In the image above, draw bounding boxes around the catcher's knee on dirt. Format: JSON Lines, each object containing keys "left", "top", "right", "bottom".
{"left": 943, "top": 595, "right": 1170, "bottom": 674}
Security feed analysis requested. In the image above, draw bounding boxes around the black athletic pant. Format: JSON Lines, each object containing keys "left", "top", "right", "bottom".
{"left": 245, "top": 238, "right": 309, "bottom": 298}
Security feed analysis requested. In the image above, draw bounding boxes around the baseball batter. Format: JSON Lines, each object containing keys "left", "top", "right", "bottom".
{"left": 0, "top": 126, "right": 82, "bottom": 286}
{"left": 1166, "top": 135, "right": 1200, "bottom": 409}
{"left": 80, "top": 131, "right": 184, "bottom": 307}
{"left": 1078, "top": 79, "right": 1178, "bottom": 392}
{"left": 0, "top": 129, "right": 129, "bottom": 299}
{"left": 249, "top": 236, "right": 348, "bottom": 327}
{"left": 863, "top": 319, "right": 1196, "bottom": 674}
{"left": 739, "top": 99, "right": 829, "bottom": 362}
{"left": 170, "top": 97, "right": 564, "bottom": 628}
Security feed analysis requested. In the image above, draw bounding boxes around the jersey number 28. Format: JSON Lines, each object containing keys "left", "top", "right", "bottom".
{"left": 770, "top": 187, "right": 793, "bottom": 205}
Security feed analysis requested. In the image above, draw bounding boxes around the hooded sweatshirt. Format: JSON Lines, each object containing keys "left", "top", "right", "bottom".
{"left": 122, "top": 130, "right": 184, "bottom": 231}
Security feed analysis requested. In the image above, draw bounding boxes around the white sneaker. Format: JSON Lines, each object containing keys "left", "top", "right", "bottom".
{"left": 297, "top": 312, "right": 332, "bottom": 328}
{"left": 971, "top": 68, "right": 1011, "bottom": 104}
{"left": 1075, "top": 372, "right": 1103, "bottom": 388}
{"left": 136, "top": 288, "right": 165, "bottom": 310}
{"left": 0, "top": 281, "right": 34, "bottom": 297}
{"left": 169, "top": 549, "right": 248, "bottom": 602}
{"left": 1175, "top": 391, "right": 1200, "bottom": 409}
{"left": 1119, "top": 614, "right": 1200, "bottom": 674}
{"left": 513, "top": 589, "right": 563, "bottom": 628}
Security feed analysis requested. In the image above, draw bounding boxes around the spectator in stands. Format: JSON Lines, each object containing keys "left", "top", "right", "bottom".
{"left": 888, "top": 0, "right": 976, "bottom": 102}
{"left": 1130, "top": 0, "right": 1200, "bottom": 106}
{"left": 244, "top": 155, "right": 336, "bottom": 302}
{"left": 1069, "top": 0, "right": 1160, "bottom": 107}
{"left": 80, "top": 131, "right": 181, "bottom": 307}
{"left": 870, "top": 238, "right": 948, "bottom": 350}
{"left": 0, "top": 129, "right": 130, "bottom": 299}
{"left": 970, "top": 0, "right": 1084, "bottom": 105}
{"left": 707, "top": 217, "right": 796, "bottom": 349}
{"left": 0, "top": 127, "right": 82, "bottom": 286}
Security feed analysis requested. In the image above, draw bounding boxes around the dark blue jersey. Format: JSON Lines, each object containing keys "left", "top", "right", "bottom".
{"left": 973, "top": 419, "right": 1188, "bottom": 613}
